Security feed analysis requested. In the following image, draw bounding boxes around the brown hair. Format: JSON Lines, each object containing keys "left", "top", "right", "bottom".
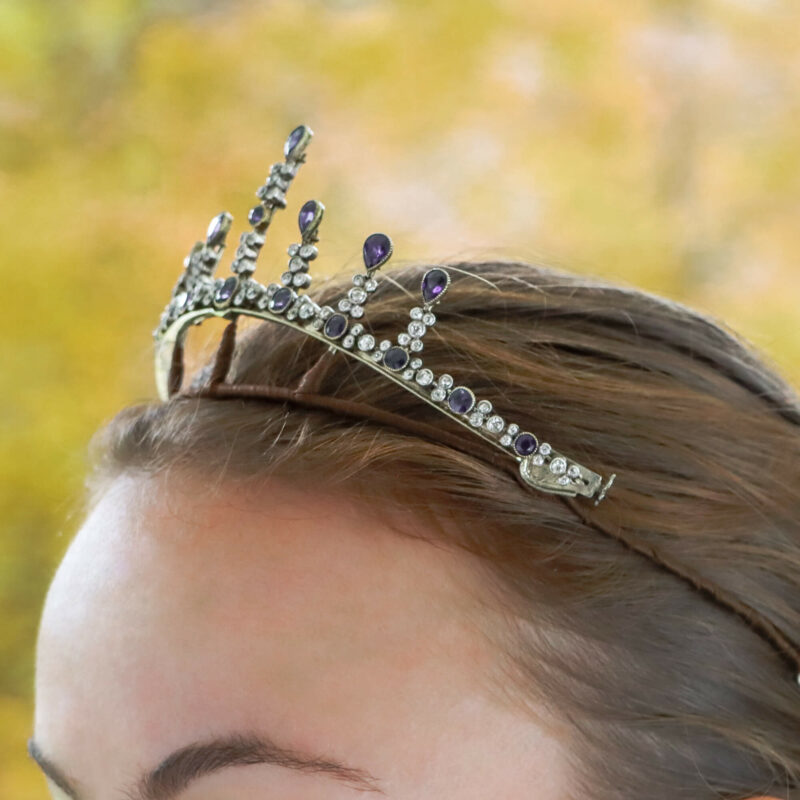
{"left": 86, "top": 260, "right": 800, "bottom": 800}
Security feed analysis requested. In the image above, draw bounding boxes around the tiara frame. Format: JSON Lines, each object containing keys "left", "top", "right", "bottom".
{"left": 153, "top": 125, "right": 616, "bottom": 504}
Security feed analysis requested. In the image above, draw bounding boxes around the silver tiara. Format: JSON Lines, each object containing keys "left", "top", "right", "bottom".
{"left": 153, "top": 125, "right": 616, "bottom": 504}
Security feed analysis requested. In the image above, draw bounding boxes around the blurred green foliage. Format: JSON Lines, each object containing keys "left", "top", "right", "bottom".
{"left": 2, "top": 0, "right": 798, "bottom": 795}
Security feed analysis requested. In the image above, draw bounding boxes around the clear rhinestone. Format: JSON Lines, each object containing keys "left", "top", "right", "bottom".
{"left": 410, "top": 307, "right": 423, "bottom": 320}
{"left": 292, "top": 273, "right": 309, "bottom": 288}
{"left": 438, "top": 374, "right": 453, "bottom": 389}
{"left": 233, "top": 291, "right": 245, "bottom": 305}
{"left": 286, "top": 309, "right": 297, "bottom": 320}
{"left": 320, "top": 306, "right": 333, "bottom": 319}
{"left": 311, "top": 318, "right": 323, "bottom": 330}
{"left": 410, "top": 339, "right": 423, "bottom": 352}
{"left": 280, "top": 271, "right": 293, "bottom": 286}
{"left": 469, "top": 412, "right": 484, "bottom": 427}
{"left": 298, "top": 303, "right": 314, "bottom": 319}
{"left": 532, "top": 454, "right": 545, "bottom": 466}
{"left": 357, "top": 334, "right": 375, "bottom": 351}
{"left": 402, "top": 368, "right": 415, "bottom": 380}
{"left": 349, "top": 288, "right": 368, "bottom": 304}
{"left": 408, "top": 321, "right": 426, "bottom": 338}
{"left": 398, "top": 333, "right": 411, "bottom": 345}
{"left": 507, "top": 423, "right": 519, "bottom": 436}
{"left": 371, "top": 350, "right": 383, "bottom": 361}
{"left": 557, "top": 475, "right": 570, "bottom": 485}
{"left": 410, "top": 358, "right": 423, "bottom": 369}
{"left": 422, "top": 312, "right": 436, "bottom": 326}
{"left": 485, "top": 415, "right": 505, "bottom": 433}
{"left": 342, "top": 334, "right": 355, "bottom": 349}
{"left": 539, "top": 443, "right": 551, "bottom": 456}
{"left": 289, "top": 256, "right": 306, "bottom": 272}
{"left": 266, "top": 283, "right": 279, "bottom": 297}
{"left": 365, "top": 278, "right": 378, "bottom": 292}
{"left": 500, "top": 434, "right": 513, "bottom": 447}
{"left": 299, "top": 244, "right": 318, "bottom": 259}
{"left": 287, "top": 243, "right": 300, "bottom": 256}
{"left": 338, "top": 298, "right": 352, "bottom": 312}
{"left": 379, "top": 339, "right": 392, "bottom": 351}
{"left": 415, "top": 368, "right": 434, "bottom": 386}
{"left": 350, "top": 305, "right": 365, "bottom": 318}
{"left": 350, "top": 323, "right": 364, "bottom": 336}
{"left": 431, "top": 387, "right": 446, "bottom": 402}
{"left": 567, "top": 465, "right": 581, "bottom": 479}
{"left": 257, "top": 295, "right": 269, "bottom": 309}
{"left": 550, "top": 457, "right": 567, "bottom": 475}
{"left": 246, "top": 285, "right": 259, "bottom": 299}
{"left": 477, "top": 400, "right": 492, "bottom": 414}
{"left": 352, "top": 274, "right": 365, "bottom": 286}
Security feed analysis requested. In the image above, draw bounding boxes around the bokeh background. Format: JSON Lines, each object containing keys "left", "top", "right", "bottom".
{"left": 2, "top": 0, "right": 799, "bottom": 795}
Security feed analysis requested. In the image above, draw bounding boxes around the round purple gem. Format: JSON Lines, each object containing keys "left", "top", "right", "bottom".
{"left": 513, "top": 432, "right": 538, "bottom": 456}
{"left": 248, "top": 205, "right": 266, "bottom": 226}
{"left": 363, "top": 233, "right": 392, "bottom": 270}
{"left": 447, "top": 386, "right": 475, "bottom": 415}
{"left": 421, "top": 268, "right": 449, "bottom": 304}
{"left": 214, "top": 276, "right": 238, "bottom": 306}
{"left": 284, "top": 125, "right": 305, "bottom": 158}
{"left": 382, "top": 346, "right": 409, "bottom": 371}
{"left": 298, "top": 200, "right": 318, "bottom": 233}
{"left": 270, "top": 287, "right": 294, "bottom": 313}
{"left": 324, "top": 313, "right": 348, "bottom": 339}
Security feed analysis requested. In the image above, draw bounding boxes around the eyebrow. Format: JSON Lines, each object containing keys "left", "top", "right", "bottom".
{"left": 28, "top": 733, "right": 386, "bottom": 799}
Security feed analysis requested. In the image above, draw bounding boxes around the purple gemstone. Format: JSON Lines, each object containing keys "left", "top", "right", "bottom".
{"left": 298, "top": 200, "right": 318, "bottom": 233}
{"left": 206, "top": 212, "right": 230, "bottom": 246}
{"left": 421, "top": 268, "right": 449, "bottom": 304}
{"left": 324, "top": 313, "right": 348, "bottom": 339}
{"left": 284, "top": 125, "right": 305, "bottom": 158}
{"left": 382, "top": 346, "right": 409, "bottom": 371}
{"left": 248, "top": 205, "right": 266, "bottom": 226}
{"left": 514, "top": 432, "right": 538, "bottom": 456}
{"left": 270, "top": 287, "right": 294, "bottom": 312}
{"left": 363, "top": 233, "right": 392, "bottom": 270}
{"left": 215, "top": 276, "right": 238, "bottom": 306}
{"left": 447, "top": 386, "right": 474, "bottom": 415}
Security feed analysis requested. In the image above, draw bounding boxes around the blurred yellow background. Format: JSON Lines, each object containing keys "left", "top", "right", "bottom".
{"left": 2, "top": 0, "right": 799, "bottom": 796}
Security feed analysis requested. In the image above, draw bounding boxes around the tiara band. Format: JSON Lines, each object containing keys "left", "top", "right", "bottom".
{"left": 153, "top": 124, "right": 615, "bottom": 505}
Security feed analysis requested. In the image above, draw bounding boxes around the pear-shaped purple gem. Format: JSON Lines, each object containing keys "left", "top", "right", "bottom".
{"left": 298, "top": 200, "right": 318, "bottom": 233}
{"left": 513, "top": 432, "right": 538, "bottom": 456}
{"left": 363, "top": 233, "right": 392, "bottom": 271}
{"left": 421, "top": 268, "right": 449, "bottom": 304}
{"left": 383, "top": 346, "right": 409, "bottom": 371}
{"left": 447, "top": 386, "right": 475, "bottom": 415}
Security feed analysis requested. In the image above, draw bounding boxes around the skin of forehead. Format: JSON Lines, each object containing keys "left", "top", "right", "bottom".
{"left": 33, "top": 470, "right": 569, "bottom": 799}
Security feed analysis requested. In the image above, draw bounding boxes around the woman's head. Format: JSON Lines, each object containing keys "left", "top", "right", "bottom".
{"left": 32, "top": 260, "right": 800, "bottom": 799}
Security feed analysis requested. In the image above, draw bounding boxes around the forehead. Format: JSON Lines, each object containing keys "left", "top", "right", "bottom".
{"left": 33, "top": 472, "right": 506, "bottom": 792}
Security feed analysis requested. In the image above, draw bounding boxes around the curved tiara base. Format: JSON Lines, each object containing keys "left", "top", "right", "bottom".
{"left": 152, "top": 124, "right": 615, "bottom": 504}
